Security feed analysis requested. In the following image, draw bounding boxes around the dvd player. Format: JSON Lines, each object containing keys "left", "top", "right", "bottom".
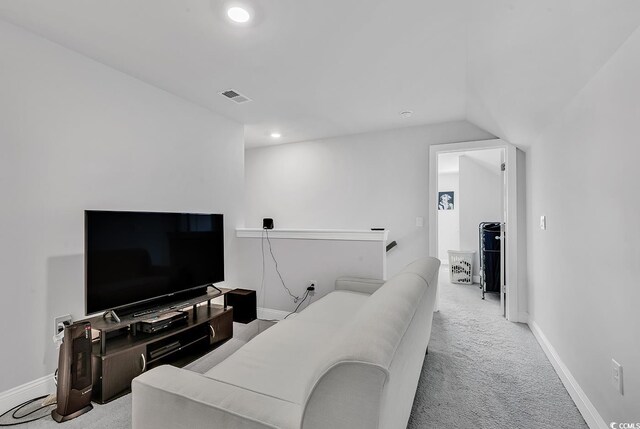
{"left": 138, "top": 311, "right": 187, "bottom": 334}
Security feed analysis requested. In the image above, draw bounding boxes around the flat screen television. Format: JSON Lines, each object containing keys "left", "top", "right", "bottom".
{"left": 85, "top": 210, "right": 224, "bottom": 315}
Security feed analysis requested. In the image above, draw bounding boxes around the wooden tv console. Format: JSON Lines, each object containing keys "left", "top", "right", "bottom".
{"left": 85, "top": 288, "right": 233, "bottom": 403}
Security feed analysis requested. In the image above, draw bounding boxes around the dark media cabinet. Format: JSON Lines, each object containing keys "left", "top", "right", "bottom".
{"left": 85, "top": 289, "right": 233, "bottom": 403}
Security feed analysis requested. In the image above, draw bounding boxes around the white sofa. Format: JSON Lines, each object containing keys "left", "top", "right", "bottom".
{"left": 132, "top": 257, "right": 440, "bottom": 429}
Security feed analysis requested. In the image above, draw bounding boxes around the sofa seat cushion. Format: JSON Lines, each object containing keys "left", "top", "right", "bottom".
{"left": 204, "top": 291, "right": 369, "bottom": 404}
{"left": 205, "top": 319, "right": 331, "bottom": 404}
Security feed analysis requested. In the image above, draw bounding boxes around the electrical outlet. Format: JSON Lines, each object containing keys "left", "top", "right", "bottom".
{"left": 612, "top": 359, "right": 623, "bottom": 395}
{"left": 307, "top": 280, "right": 316, "bottom": 296}
{"left": 54, "top": 314, "right": 72, "bottom": 335}
{"left": 416, "top": 217, "right": 424, "bottom": 227}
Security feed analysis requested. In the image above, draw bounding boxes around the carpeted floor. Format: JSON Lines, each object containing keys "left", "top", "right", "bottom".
{"left": 10, "top": 270, "right": 586, "bottom": 428}
{"left": 408, "top": 269, "right": 587, "bottom": 429}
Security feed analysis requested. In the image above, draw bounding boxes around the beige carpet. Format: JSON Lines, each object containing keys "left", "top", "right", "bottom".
{"left": 408, "top": 269, "right": 588, "bottom": 429}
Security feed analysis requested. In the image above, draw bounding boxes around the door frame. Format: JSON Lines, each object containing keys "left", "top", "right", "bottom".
{"left": 429, "top": 139, "right": 523, "bottom": 322}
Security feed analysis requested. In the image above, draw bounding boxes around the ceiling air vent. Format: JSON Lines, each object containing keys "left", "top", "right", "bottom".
{"left": 220, "top": 89, "right": 252, "bottom": 104}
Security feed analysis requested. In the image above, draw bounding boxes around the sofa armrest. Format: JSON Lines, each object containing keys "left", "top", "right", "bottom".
{"left": 132, "top": 365, "right": 301, "bottom": 429}
{"left": 335, "top": 277, "right": 386, "bottom": 295}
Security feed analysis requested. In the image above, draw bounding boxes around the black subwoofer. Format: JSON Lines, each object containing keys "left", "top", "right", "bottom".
{"left": 226, "top": 289, "right": 257, "bottom": 324}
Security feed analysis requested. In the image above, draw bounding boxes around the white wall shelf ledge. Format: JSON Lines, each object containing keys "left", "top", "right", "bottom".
{"left": 236, "top": 228, "right": 389, "bottom": 242}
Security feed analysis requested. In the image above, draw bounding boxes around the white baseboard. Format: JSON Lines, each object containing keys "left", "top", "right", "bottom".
{"left": 528, "top": 321, "right": 607, "bottom": 429}
{"left": 0, "top": 373, "right": 55, "bottom": 414}
{"left": 257, "top": 307, "right": 289, "bottom": 321}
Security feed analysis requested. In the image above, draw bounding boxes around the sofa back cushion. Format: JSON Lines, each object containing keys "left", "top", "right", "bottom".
{"left": 302, "top": 257, "right": 440, "bottom": 428}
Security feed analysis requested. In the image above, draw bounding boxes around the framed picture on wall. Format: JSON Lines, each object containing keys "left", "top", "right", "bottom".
{"left": 438, "top": 191, "right": 454, "bottom": 210}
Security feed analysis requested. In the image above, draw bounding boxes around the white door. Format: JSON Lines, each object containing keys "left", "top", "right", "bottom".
{"left": 500, "top": 159, "right": 507, "bottom": 317}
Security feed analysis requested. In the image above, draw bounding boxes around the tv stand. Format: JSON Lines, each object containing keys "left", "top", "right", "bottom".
{"left": 86, "top": 288, "right": 233, "bottom": 403}
{"left": 102, "top": 309, "right": 121, "bottom": 323}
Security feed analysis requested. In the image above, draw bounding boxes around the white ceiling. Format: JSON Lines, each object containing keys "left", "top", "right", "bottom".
{"left": 1, "top": 1, "right": 638, "bottom": 148}
{"left": 0, "top": 0, "right": 467, "bottom": 147}
{"left": 465, "top": 0, "right": 640, "bottom": 147}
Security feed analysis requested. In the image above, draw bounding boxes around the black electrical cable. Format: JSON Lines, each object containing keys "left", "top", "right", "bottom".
{"left": 304, "top": 293, "right": 314, "bottom": 310}
{"left": 284, "top": 290, "right": 310, "bottom": 319}
{"left": 265, "top": 229, "right": 300, "bottom": 303}
{"left": 0, "top": 395, "right": 56, "bottom": 427}
{"left": 257, "top": 230, "right": 279, "bottom": 322}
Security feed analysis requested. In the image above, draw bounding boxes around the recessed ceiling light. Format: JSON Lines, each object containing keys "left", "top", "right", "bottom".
{"left": 227, "top": 6, "right": 251, "bottom": 23}
{"left": 270, "top": 132, "right": 282, "bottom": 139}
{"left": 400, "top": 110, "right": 414, "bottom": 119}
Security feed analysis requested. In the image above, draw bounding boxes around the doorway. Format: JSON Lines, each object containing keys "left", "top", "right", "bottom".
{"left": 429, "top": 139, "right": 525, "bottom": 323}
{"left": 437, "top": 148, "right": 506, "bottom": 314}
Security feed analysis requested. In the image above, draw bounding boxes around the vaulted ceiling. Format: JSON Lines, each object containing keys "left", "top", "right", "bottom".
{"left": 1, "top": 0, "right": 639, "bottom": 147}
{"left": 465, "top": 0, "right": 640, "bottom": 147}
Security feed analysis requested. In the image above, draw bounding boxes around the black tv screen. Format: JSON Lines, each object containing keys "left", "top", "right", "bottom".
{"left": 85, "top": 211, "right": 224, "bottom": 315}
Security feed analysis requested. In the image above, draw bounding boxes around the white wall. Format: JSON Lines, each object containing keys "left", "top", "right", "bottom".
{"left": 236, "top": 236, "right": 385, "bottom": 312}
{"left": 525, "top": 26, "right": 640, "bottom": 424}
{"left": 459, "top": 155, "right": 503, "bottom": 276}
{"left": 244, "top": 121, "right": 494, "bottom": 280}
{"left": 437, "top": 172, "right": 460, "bottom": 263}
{"left": 0, "top": 21, "right": 244, "bottom": 394}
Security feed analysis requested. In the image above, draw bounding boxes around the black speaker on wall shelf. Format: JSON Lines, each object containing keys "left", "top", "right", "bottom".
{"left": 51, "top": 322, "right": 93, "bottom": 423}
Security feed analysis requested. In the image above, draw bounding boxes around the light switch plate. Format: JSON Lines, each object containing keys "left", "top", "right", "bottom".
{"left": 612, "top": 359, "right": 623, "bottom": 395}
{"left": 416, "top": 217, "right": 424, "bottom": 227}
{"left": 540, "top": 215, "right": 547, "bottom": 230}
